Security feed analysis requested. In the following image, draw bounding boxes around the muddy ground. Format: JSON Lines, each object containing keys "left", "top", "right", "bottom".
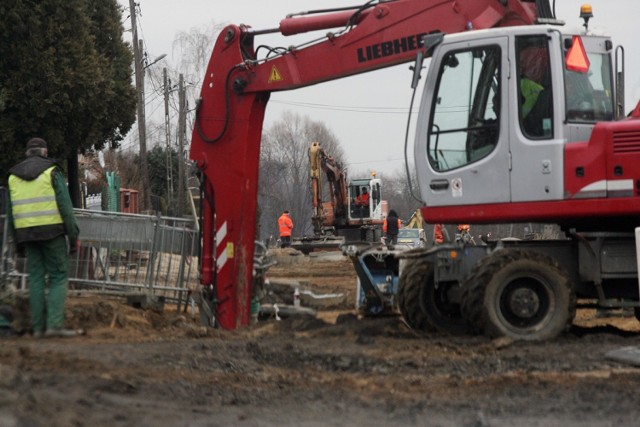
{"left": 1, "top": 250, "right": 640, "bottom": 426}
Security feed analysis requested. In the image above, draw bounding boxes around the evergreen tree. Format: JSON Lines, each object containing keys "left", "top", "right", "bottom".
{"left": 0, "top": 0, "right": 135, "bottom": 192}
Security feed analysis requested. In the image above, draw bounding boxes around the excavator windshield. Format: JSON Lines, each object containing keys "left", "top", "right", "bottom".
{"left": 563, "top": 38, "right": 614, "bottom": 123}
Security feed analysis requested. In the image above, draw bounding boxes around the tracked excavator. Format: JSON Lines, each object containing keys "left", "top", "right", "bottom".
{"left": 189, "top": 0, "right": 640, "bottom": 339}
{"left": 292, "top": 142, "right": 387, "bottom": 254}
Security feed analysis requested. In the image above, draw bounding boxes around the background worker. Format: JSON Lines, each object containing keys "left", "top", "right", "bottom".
{"left": 355, "top": 187, "right": 370, "bottom": 218}
{"left": 278, "top": 209, "right": 294, "bottom": 248}
{"left": 382, "top": 209, "right": 402, "bottom": 248}
{"left": 355, "top": 188, "right": 369, "bottom": 206}
{"left": 456, "top": 224, "right": 475, "bottom": 245}
{"left": 7, "top": 138, "right": 80, "bottom": 338}
{"left": 433, "top": 224, "right": 450, "bottom": 245}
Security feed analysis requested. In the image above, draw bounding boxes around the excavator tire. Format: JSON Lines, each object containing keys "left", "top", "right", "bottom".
{"left": 419, "top": 276, "right": 468, "bottom": 335}
{"left": 362, "top": 227, "right": 381, "bottom": 243}
{"left": 374, "top": 227, "right": 382, "bottom": 244}
{"left": 460, "top": 249, "right": 576, "bottom": 341}
{"left": 397, "top": 258, "right": 432, "bottom": 332}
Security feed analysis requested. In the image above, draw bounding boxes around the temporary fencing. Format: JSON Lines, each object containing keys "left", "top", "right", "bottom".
{"left": 1, "top": 192, "right": 200, "bottom": 309}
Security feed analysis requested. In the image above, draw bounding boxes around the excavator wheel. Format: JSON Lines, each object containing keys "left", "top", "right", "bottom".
{"left": 419, "top": 275, "right": 468, "bottom": 335}
{"left": 397, "top": 258, "right": 431, "bottom": 331}
{"left": 460, "top": 249, "right": 576, "bottom": 341}
{"left": 362, "top": 227, "right": 381, "bottom": 243}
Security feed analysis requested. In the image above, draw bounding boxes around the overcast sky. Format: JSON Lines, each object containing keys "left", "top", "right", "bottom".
{"left": 118, "top": 0, "right": 640, "bottom": 177}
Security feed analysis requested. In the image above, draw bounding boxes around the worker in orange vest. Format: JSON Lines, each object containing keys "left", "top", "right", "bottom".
{"left": 355, "top": 188, "right": 370, "bottom": 219}
{"left": 355, "top": 188, "right": 369, "bottom": 207}
{"left": 456, "top": 224, "right": 474, "bottom": 244}
{"left": 278, "top": 210, "right": 294, "bottom": 248}
{"left": 457, "top": 224, "right": 470, "bottom": 233}
{"left": 433, "top": 224, "right": 449, "bottom": 245}
{"left": 382, "top": 209, "right": 402, "bottom": 247}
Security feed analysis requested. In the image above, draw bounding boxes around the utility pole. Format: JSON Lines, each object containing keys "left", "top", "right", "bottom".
{"left": 177, "top": 73, "right": 186, "bottom": 218}
{"left": 164, "top": 68, "right": 174, "bottom": 208}
{"left": 129, "top": 0, "right": 151, "bottom": 212}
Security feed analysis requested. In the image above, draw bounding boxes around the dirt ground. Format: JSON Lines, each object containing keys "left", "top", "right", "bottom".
{"left": 2, "top": 250, "right": 640, "bottom": 427}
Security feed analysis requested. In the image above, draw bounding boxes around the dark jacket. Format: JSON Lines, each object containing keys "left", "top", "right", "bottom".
{"left": 8, "top": 156, "right": 79, "bottom": 245}
{"left": 384, "top": 210, "right": 401, "bottom": 236}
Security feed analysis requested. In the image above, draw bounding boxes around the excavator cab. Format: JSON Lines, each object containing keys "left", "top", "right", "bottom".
{"left": 348, "top": 177, "right": 385, "bottom": 223}
{"left": 416, "top": 25, "right": 637, "bottom": 229}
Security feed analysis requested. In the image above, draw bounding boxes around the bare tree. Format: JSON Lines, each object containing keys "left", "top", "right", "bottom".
{"left": 258, "top": 111, "right": 343, "bottom": 243}
{"left": 170, "top": 22, "right": 223, "bottom": 127}
{"left": 145, "top": 22, "right": 222, "bottom": 174}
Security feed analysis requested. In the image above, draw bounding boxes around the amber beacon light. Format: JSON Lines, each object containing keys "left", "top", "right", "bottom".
{"left": 580, "top": 4, "right": 593, "bottom": 30}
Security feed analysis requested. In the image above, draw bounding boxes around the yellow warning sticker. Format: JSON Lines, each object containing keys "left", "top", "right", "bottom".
{"left": 268, "top": 66, "right": 283, "bottom": 83}
{"left": 226, "top": 242, "right": 234, "bottom": 259}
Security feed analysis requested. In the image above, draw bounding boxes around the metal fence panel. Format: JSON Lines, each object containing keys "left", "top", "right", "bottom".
{"left": 1, "top": 205, "right": 200, "bottom": 305}
{"left": 75, "top": 212, "right": 155, "bottom": 251}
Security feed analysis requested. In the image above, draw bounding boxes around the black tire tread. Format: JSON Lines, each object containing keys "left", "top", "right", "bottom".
{"left": 397, "top": 258, "right": 431, "bottom": 331}
{"left": 419, "top": 279, "right": 468, "bottom": 335}
{"left": 460, "top": 249, "right": 576, "bottom": 340}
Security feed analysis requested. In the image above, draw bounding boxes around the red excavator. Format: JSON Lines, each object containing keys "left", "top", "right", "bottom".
{"left": 189, "top": 0, "right": 640, "bottom": 339}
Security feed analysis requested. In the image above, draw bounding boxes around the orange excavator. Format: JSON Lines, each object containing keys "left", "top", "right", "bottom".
{"left": 294, "top": 142, "right": 386, "bottom": 254}
{"left": 308, "top": 142, "right": 385, "bottom": 238}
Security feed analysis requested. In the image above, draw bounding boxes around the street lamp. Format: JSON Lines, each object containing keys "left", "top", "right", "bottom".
{"left": 144, "top": 53, "right": 166, "bottom": 70}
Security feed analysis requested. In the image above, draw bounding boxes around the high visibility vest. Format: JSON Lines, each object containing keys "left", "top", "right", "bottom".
{"left": 521, "top": 78, "right": 543, "bottom": 118}
{"left": 434, "top": 224, "right": 444, "bottom": 244}
{"left": 278, "top": 214, "right": 293, "bottom": 237}
{"left": 9, "top": 166, "right": 63, "bottom": 229}
{"left": 356, "top": 192, "right": 369, "bottom": 206}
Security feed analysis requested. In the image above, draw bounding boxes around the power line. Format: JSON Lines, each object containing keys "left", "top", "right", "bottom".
{"left": 271, "top": 99, "right": 417, "bottom": 114}
{"left": 346, "top": 158, "right": 405, "bottom": 166}
{"left": 271, "top": 99, "right": 481, "bottom": 115}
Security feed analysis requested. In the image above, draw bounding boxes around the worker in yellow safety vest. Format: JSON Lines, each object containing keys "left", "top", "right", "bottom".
{"left": 7, "top": 138, "right": 80, "bottom": 338}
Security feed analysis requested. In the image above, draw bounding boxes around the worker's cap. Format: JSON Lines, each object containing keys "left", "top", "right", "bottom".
{"left": 26, "top": 138, "right": 47, "bottom": 149}
{"left": 284, "top": 210, "right": 289, "bottom": 213}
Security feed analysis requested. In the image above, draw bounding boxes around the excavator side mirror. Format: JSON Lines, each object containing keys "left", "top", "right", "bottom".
{"left": 411, "top": 33, "right": 444, "bottom": 89}
{"left": 423, "top": 32, "right": 444, "bottom": 56}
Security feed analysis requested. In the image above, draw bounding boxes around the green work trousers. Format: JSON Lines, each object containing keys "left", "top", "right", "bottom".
{"left": 25, "top": 235, "right": 69, "bottom": 332}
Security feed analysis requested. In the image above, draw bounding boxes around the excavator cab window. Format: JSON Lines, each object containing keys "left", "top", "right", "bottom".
{"left": 428, "top": 45, "right": 501, "bottom": 172}
{"left": 563, "top": 37, "right": 614, "bottom": 123}
{"left": 517, "top": 36, "right": 553, "bottom": 139}
{"left": 350, "top": 185, "right": 371, "bottom": 219}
